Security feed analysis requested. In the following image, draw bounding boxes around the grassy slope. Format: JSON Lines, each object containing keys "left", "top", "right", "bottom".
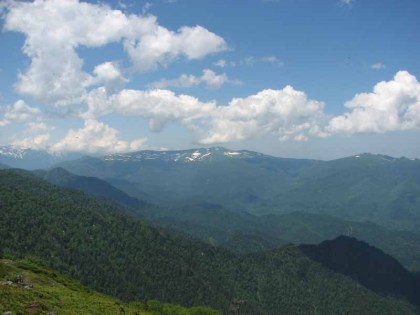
{"left": 0, "top": 257, "right": 220, "bottom": 315}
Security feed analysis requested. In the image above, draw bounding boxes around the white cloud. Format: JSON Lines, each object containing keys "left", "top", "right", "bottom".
{"left": 201, "top": 69, "right": 239, "bottom": 89}
{"left": 12, "top": 133, "right": 51, "bottom": 150}
{"left": 4, "top": 0, "right": 125, "bottom": 105}
{"left": 213, "top": 59, "right": 226, "bottom": 68}
{"left": 124, "top": 23, "right": 227, "bottom": 72}
{"left": 199, "top": 86, "right": 327, "bottom": 144}
{"left": 148, "top": 69, "right": 241, "bottom": 89}
{"left": 0, "top": 120, "right": 10, "bottom": 127}
{"left": 51, "top": 119, "right": 146, "bottom": 154}
{"left": 82, "top": 87, "right": 115, "bottom": 120}
{"left": 109, "top": 89, "right": 217, "bottom": 132}
{"left": 93, "top": 62, "right": 126, "bottom": 84}
{"left": 83, "top": 71, "right": 420, "bottom": 146}
{"left": 0, "top": 100, "right": 41, "bottom": 126}
{"left": 260, "top": 56, "right": 283, "bottom": 65}
{"left": 4, "top": 0, "right": 226, "bottom": 105}
{"left": 339, "top": 0, "right": 353, "bottom": 6}
{"left": 371, "top": 63, "right": 386, "bottom": 70}
{"left": 26, "top": 122, "right": 55, "bottom": 133}
{"left": 149, "top": 74, "right": 200, "bottom": 89}
{"left": 88, "top": 62, "right": 128, "bottom": 90}
{"left": 83, "top": 84, "right": 327, "bottom": 144}
{"left": 219, "top": 56, "right": 283, "bottom": 68}
{"left": 327, "top": 71, "right": 420, "bottom": 134}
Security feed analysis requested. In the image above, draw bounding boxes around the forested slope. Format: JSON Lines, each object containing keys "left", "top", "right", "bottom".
{"left": 0, "top": 169, "right": 417, "bottom": 314}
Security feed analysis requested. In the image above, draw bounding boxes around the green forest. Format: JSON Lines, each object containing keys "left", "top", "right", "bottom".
{"left": 0, "top": 169, "right": 418, "bottom": 314}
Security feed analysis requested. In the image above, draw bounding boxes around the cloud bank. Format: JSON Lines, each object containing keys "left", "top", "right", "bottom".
{"left": 50, "top": 119, "right": 146, "bottom": 154}
{"left": 328, "top": 71, "right": 420, "bottom": 134}
{"left": 1, "top": 1, "right": 420, "bottom": 154}
{"left": 79, "top": 70, "right": 420, "bottom": 147}
{"left": 4, "top": 0, "right": 226, "bottom": 105}
{"left": 148, "top": 69, "right": 241, "bottom": 90}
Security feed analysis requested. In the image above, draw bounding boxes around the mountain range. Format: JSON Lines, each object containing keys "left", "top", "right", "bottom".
{"left": 3, "top": 144, "right": 420, "bottom": 266}
{"left": 0, "top": 168, "right": 418, "bottom": 314}
{"left": 51, "top": 146, "right": 420, "bottom": 233}
{"left": 0, "top": 145, "right": 80, "bottom": 170}
{"left": 2, "top": 145, "right": 420, "bottom": 312}
{"left": 32, "top": 167, "right": 420, "bottom": 272}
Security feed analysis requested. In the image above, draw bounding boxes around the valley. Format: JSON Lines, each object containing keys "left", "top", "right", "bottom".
{"left": 1, "top": 147, "right": 420, "bottom": 314}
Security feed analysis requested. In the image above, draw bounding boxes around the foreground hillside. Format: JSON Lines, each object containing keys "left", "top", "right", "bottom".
{"left": 0, "top": 169, "right": 417, "bottom": 314}
{"left": 0, "top": 257, "right": 220, "bottom": 315}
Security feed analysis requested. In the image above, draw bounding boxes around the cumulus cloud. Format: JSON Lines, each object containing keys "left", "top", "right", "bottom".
{"left": 213, "top": 56, "right": 283, "bottom": 68}
{"left": 148, "top": 69, "right": 241, "bottom": 89}
{"left": 12, "top": 133, "right": 51, "bottom": 150}
{"left": 327, "top": 71, "right": 420, "bottom": 134}
{"left": 201, "top": 69, "right": 241, "bottom": 89}
{"left": 371, "top": 63, "right": 386, "bottom": 70}
{"left": 108, "top": 89, "right": 217, "bottom": 132}
{"left": 213, "top": 59, "right": 226, "bottom": 68}
{"left": 124, "top": 23, "right": 226, "bottom": 72}
{"left": 149, "top": 75, "right": 200, "bottom": 89}
{"left": 50, "top": 119, "right": 147, "bottom": 154}
{"left": 82, "top": 84, "right": 327, "bottom": 144}
{"left": 5, "top": 70, "right": 420, "bottom": 152}
{"left": 0, "top": 100, "right": 41, "bottom": 126}
{"left": 82, "top": 70, "right": 420, "bottom": 146}
{"left": 3, "top": 0, "right": 226, "bottom": 105}
{"left": 26, "top": 122, "right": 55, "bottom": 133}
{"left": 199, "top": 86, "right": 327, "bottom": 143}
{"left": 2, "top": 0, "right": 419, "bottom": 156}
{"left": 88, "top": 62, "right": 128, "bottom": 91}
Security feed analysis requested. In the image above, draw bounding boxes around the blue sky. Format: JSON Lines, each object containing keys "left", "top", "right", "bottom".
{"left": 0, "top": 0, "right": 419, "bottom": 159}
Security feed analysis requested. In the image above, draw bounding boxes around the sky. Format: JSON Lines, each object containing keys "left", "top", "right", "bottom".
{"left": 0, "top": 0, "right": 419, "bottom": 159}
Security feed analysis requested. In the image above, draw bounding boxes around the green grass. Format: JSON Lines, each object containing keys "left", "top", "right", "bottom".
{"left": 0, "top": 257, "right": 221, "bottom": 315}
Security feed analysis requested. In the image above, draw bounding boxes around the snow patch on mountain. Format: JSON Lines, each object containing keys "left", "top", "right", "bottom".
{"left": 0, "top": 145, "right": 81, "bottom": 169}
{"left": 224, "top": 151, "right": 241, "bottom": 156}
{"left": 0, "top": 145, "right": 28, "bottom": 159}
{"left": 102, "top": 147, "right": 266, "bottom": 163}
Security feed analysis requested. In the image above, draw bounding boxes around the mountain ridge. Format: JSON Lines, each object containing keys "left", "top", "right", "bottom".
{"left": 2, "top": 144, "right": 419, "bottom": 169}
{"left": 54, "top": 147, "right": 420, "bottom": 233}
{"left": 0, "top": 145, "right": 81, "bottom": 170}
{"left": 300, "top": 236, "right": 420, "bottom": 306}
{"left": 1, "top": 169, "right": 418, "bottom": 314}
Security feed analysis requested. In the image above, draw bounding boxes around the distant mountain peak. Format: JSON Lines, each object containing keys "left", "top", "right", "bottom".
{"left": 102, "top": 147, "right": 268, "bottom": 163}
{"left": 0, "top": 145, "right": 33, "bottom": 159}
{"left": 352, "top": 153, "right": 395, "bottom": 160}
{"left": 0, "top": 145, "right": 81, "bottom": 170}
{"left": 350, "top": 153, "right": 420, "bottom": 163}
